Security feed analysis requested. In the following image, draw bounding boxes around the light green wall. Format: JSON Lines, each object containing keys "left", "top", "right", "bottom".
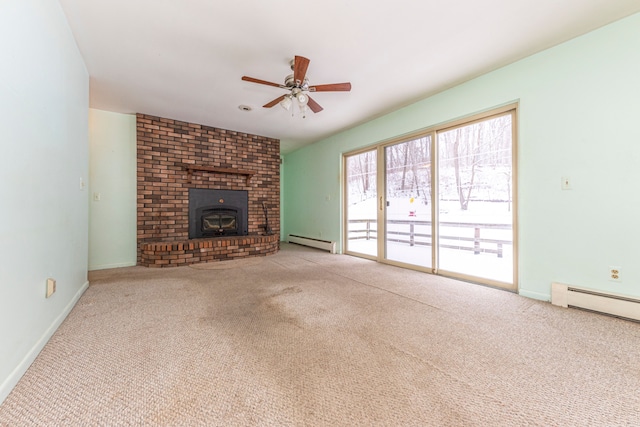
{"left": 0, "top": 0, "right": 89, "bottom": 403}
{"left": 282, "top": 142, "right": 343, "bottom": 242}
{"left": 89, "top": 109, "right": 137, "bottom": 270}
{"left": 283, "top": 13, "right": 640, "bottom": 301}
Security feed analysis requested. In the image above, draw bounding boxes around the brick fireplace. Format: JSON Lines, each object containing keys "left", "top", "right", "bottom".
{"left": 136, "top": 113, "right": 280, "bottom": 267}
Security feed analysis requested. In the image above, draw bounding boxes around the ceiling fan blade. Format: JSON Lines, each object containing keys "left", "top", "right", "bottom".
{"left": 263, "top": 95, "right": 286, "bottom": 108}
{"left": 307, "top": 96, "right": 323, "bottom": 113}
{"left": 242, "top": 76, "right": 285, "bottom": 89}
{"left": 309, "top": 82, "right": 352, "bottom": 92}
{"left": 293, "top": 56, "right": 310, "bottom": 85}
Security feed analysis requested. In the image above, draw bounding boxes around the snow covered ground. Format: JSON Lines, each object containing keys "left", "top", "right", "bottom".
{"left": 346, "top": 197, "right": 513, "bottom": 283}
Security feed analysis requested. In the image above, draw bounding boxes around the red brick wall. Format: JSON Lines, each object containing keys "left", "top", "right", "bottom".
{"left": 136, "top": 113, "right": 280, "bottom": 265}
{"left": 139, "top": 235, "right": 279, "bottom": 267}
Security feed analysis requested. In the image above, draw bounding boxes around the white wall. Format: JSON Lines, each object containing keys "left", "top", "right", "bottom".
{"left": 89, "top": 109, "right": 137, "bottom": 270}
{"left": 0, "top": 0, "right": 89, "bottom": 403}
{"left": 283, "top": 13, "right": 640, "bottom": 301}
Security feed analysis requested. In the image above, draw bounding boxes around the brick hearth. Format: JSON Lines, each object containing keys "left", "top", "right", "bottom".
{"left": 136, "top": 113, "right": 280, "bottom": 267}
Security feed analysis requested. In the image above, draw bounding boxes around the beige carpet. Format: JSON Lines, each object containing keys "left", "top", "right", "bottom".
{"left": 1, "top": 243, "right": 639, "bottom": 426}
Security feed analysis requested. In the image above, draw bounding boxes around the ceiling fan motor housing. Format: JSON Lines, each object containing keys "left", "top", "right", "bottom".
{"left": 284, "top": 74, "right": 309, "bottom": 90}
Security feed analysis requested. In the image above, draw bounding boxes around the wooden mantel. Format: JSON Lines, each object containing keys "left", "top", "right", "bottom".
{"left": 184, "top": 165, "right": 254, "bottom": 184}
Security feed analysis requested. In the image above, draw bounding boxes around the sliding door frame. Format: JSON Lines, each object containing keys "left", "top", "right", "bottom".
{"left": 433, "top": 106, "right": 518, "bottom": 290}
{"left": 342, "top": 146, "right": 379, "bottom": 261}
{"left": 378, "top": 134, "right": 437, "bottom": 274}
{"left": 342, "top": 103, "right": 518, "bottom": 290}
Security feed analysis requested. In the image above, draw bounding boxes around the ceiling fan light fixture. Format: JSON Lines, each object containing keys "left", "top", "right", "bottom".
{"left": 279, "top": 95, "right": 292, "bottom": 111}
{"left": 296, "top": 92, "right": 308, "bottom": 105}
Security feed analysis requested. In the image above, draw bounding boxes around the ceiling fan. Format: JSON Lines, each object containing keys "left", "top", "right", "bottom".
{"left": 241, "top": 55, "right": 351, "bottom": 116}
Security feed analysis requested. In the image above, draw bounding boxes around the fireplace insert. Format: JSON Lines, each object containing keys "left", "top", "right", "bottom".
{"left": 188, "top": 189, "right": 248, "bottom": 238}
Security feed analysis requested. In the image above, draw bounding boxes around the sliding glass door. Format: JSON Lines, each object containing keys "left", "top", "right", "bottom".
{"left": 344, "top": 149, "right": 378, "bottom": 257}
{"left": 437, "top": 113, "right": 514, "bottom": 283}
{"left": 343, "top": 106, "right": 516, "bottom": 289}
{"left": 384, "top": 137, "right": 432, "bottom": 268}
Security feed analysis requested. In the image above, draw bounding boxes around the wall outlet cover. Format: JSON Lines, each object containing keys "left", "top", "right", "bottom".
{"left": 46, "top": 278, "right": 56, "bottom": 298}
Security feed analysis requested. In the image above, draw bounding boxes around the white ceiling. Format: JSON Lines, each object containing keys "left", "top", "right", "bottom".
{"left": 59, "top": 0, "right": 640, "bottom": 154}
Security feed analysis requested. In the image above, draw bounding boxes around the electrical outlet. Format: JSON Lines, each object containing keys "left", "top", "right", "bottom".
{"left": 46, "top": 278, "right": 56, "bottom": 298}
{"left": 609, "top": 266, "right": 621, "bottom": 282}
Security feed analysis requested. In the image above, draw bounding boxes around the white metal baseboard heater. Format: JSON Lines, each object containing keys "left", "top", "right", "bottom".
{"left": 551, "top": 282, "right": 640, "bottom": 322}
{"left": 288, "top": 234, "right": 336, "bottom": 254}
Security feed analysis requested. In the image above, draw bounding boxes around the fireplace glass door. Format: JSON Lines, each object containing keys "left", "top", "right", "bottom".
{"left": 201, "top": 208, "right": 238, "bottom": 235}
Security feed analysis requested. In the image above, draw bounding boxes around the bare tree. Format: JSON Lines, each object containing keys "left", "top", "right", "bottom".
{"left": 442, "top": 126, "right": 480, "bottom": 210}
{"left": 347, "top": 151, "right": 377, "bottom": 203}
{"left": 439, "top": 114, "right": 512, "bottom": 210}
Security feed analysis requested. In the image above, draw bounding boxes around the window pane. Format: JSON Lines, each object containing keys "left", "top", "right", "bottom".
{"left": 437, "top": 114, "right": 513, "bottom": 283}
{"left": 385, "top": 137, "right": 432, "bottom": 268}
{"left": 345, "top": 150, "right": 377, "bottom": 256}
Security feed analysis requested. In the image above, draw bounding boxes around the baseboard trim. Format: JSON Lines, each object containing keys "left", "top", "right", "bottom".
{"left": 89, "top": 261, "right": 136, "bottom": 271}
{"left": 0, "top": 280, "right": 89, "bottom": 405}
{"left": 518, "top": 289, "right": 550, "bottom": 302}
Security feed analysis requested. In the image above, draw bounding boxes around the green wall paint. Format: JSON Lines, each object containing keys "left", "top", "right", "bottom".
{"left": 0, "top": 0, "right": 89, "bottom": 403}
{"left": 89, "top": 109, "right": 137, "bottom": 270}
{"left": 283, "top": 13, "right": 640, "bottom": 301}
{"left": 283, "top": 143, "right": 343, "bottom": 243}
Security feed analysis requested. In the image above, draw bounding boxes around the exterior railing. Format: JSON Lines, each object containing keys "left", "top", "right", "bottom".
{"left": 347, "top": 219, "right": 511, "bottom": 257}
